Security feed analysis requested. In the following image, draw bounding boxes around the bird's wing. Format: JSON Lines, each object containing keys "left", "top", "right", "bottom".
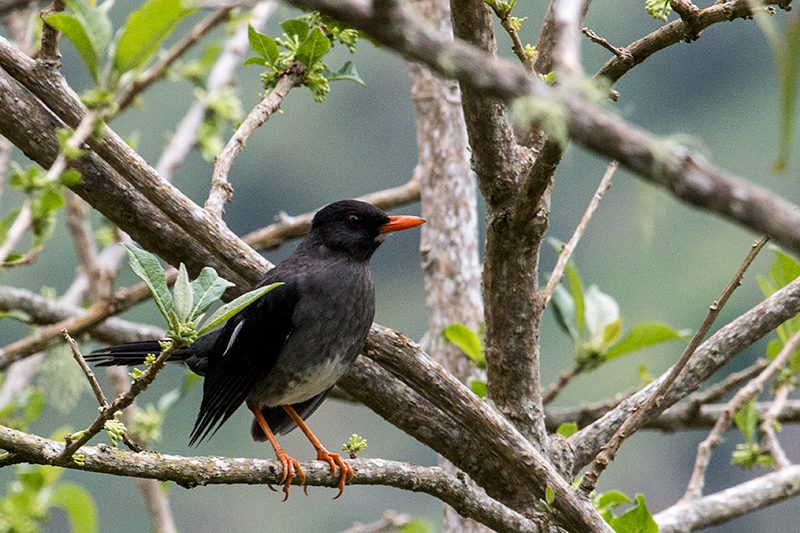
{"left": 188, "top": 274, "right": 299, "bottom": 445}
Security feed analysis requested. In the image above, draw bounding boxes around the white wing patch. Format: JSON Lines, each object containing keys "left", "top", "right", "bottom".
{"left": 223, "top": 320, "right": 244, "bottom": 357}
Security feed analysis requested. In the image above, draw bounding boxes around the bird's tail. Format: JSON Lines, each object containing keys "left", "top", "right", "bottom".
{"left": 85, "top": 341, "right": 193, "bottom": 366}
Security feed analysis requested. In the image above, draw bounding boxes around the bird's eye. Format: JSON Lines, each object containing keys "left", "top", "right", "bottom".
{"left": 346, "top": 215, "right": 361, "bottom": 228}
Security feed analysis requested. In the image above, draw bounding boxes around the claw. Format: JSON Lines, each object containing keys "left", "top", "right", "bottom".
{"left": 317, "top": 450, "right": 353, "bottom": 499}
{"left": 275, "top": 449, "right": 305, "bottom": 501}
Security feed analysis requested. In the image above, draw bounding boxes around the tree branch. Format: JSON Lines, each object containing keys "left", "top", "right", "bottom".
{"left": 116, "top": 7, "right": 233, "bottom": 112}
{"left": 570, "top": 271, "right": 800, "bottom": 473}
{"left": 655, "top": 465, "right": 800, "bottom": 533}
{"left": 205, "top": 61, "right": 305, "bottom": 217}
{"left": 579, "top": 236, "right": 768, "bottom": 493}
{"left": 0, "top": 426, "right": 542, "bottom": 533}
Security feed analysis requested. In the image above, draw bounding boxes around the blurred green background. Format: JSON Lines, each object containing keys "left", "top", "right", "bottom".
{"left": 2, "top": 0, "right": 800, "bottom": 531}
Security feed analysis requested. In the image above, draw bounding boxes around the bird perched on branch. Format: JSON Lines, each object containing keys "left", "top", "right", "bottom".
{"left": 87, "top": 200, "right": 425, "bottom": 498}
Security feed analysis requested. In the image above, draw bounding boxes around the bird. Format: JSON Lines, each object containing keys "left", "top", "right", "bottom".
{"left": 86, "top": 200, "right": 425, "bottom": 499}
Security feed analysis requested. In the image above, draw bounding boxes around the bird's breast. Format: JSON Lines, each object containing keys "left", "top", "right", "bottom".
{"left": 247, "top": 261, "right": 375, "bottom": 408}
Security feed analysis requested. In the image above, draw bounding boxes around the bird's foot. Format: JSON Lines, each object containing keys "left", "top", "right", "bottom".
{"left": 316, "top": 449, "right": 354, "bottom": 499}
{"left": 275, "top": 449, "right": 306, "bottom": 501}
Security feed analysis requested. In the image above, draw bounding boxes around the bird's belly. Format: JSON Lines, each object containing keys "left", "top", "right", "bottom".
{"left": 261, "top": 354, "right": 350, "bottom": 406}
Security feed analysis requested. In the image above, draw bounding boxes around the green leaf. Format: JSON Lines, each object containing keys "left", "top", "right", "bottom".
{"left": 766, "top": 338, "right": 784, "bottom": 360}
{"left": 322, "top": 61, "right": 365, "bottom": 85}
{"left": 43, "top": 12, "right": 101, "bottom": 83}
{"left": 596, "top": 490, "right": 632, "bottom": 511}
{"left": 122, "top": 243, "right": 174, "bottom": 324}
{"left": 545, "top": 485, "right": 555, "bottom": 505}
{"left": 608, "top": 494, "right": 658, "bottom": 533}
{"left": 173, "top": 263, "right": 193, "bottom": 322}
{"left": 469, "top": 379, "right": 487, "bottom": 398}
{"left": 198, "top": 283, "right": 282, "bottom": 335}
{"left": 769, "top": 246, "right": 800, "bottom": 288}
{"left": 296, "top": 27, "right": 330, "bottom": 68}
{"left": 442, "top": 323, "right": 482, "bottom": 361}
{"left": 280, "top": 19, "right": 310, "bottom": 42}
{"left": 605, "top": 322, "right": 688, "bottom": 360}
{"left": 551, "top": 284, "right": 579, "bottom": 340}
{"left": 248, "top": 24, "right": 280, "bottom": 66}
{"left": 556, "top": 422, "right": 578, "bottom": 438}
{"left": 734, "top": 396, "right": 759, "bottom": 442}
{"left": 0, "top": 207, "right": 22, "bottom": 245}
{"left": 756, "top": 275, "right": 775, "bottom": 298}
{"left": 243, "top": 56, "right": 267, "bottom": 67}
{"left": 189, "top": 267, "right": 235, "bottom": 319}
{"left": 398, "top": 519, "right": 434, "bottom": 533}
{"left": 564, "top": 261, "right": 585, "bottom": 340}
{"left": 115, "top": 0, "right": 195, "bottom": 75}
{"left": 39, "top": 188, "right": 65, "bottom": 212}
{"left": 49, "top": 483, "right": 98, "bottom": 533}
{"left": 601, "top": 318, "right": 623, "bottom": 347}
{"left": 583, "top": 284, "right": 620, "bottom": 344}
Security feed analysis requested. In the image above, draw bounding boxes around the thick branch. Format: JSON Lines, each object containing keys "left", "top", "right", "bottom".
{"left": 0, "top": 426, "right": 540, "bottom": 533}
{"left": 654, "top": 465, "right": 800, "bottom": 533}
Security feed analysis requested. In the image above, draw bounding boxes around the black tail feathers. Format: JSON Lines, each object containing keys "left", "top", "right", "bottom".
{"left": 85, "top": 341, "right": 191, "bottom": 366}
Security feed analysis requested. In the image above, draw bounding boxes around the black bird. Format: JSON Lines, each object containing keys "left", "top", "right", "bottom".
{"left": 87, "top": 200, "right": 425, "bottom": 498}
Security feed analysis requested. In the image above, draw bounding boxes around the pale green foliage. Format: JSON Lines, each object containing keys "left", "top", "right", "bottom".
{"left": 342, "top": 434, "right": 368, "bottom": 457}
{"left": 645, "top": 0, "right": 671, "bottom": 22}
{"left": 121, "top": 245, "right": 280, "bottom": 344}
{"left": 548, "top": 239, "right": 689, "bottom": 370}
{"left": 0, "top": 464, "right": 97, "bottom": 533}
{"left": 43, "top": 0, "right": 194, "bottom": 94}
{"left": 753, "top": 11, "right": 800, "bottom": 172}
{"left": 245, "top": 14, "right": 364, "bottom": 103}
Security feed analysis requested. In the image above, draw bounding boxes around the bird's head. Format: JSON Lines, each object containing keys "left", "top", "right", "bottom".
{"left": 308, "top": 200, "right": 425, "bottom": 261}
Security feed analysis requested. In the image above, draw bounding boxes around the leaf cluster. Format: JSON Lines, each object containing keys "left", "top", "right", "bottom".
{"left": 43, "top": 0, "right": 195, "bottom": 98}
{"left": 593, "top": 491, "right": 658, "bottom": 533}
{"left": 1, "top": 164, "right": 80, "bottom": 262}
{"left": 731, "top": 398, "right": 774, "bottom": 470}
{"left": 122, "top": 244, "right": 280, "bottom": 345}
{"left": 0, "top": 443, "right": 97, "bottom": 533}
{"left": 245, "top": 15, "right": 364, "bottom": 103}
{"left": 549, "top": 245, "right": 689, "bottom": 372}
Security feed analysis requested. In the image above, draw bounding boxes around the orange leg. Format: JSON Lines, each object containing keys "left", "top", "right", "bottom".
{"left": 248, "top": 403, "right": 306, "bottom": 500}
{"left": 281, "top": 404, "right": 354, "bottom": 499}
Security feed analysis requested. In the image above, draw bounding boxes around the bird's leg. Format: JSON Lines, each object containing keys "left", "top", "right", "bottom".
{"left": 247, "top": 403, "right": 306, "bottom": 500}
{"left": 281, "top": 404, "right": 354, "bottom": 499}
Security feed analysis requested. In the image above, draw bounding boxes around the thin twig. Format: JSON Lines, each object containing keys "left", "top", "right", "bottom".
{"left": 499, "top": 15, "right": 534, "bottom": 71}
{"left": 58, "top": 340, "right": 180, "bottom": 462}
{"left": 155, "top": 1, "right": 276, "bottom": 181}
{"left": 116, "top": 8, "right": 233, "bottom": 112}
{"left": 581, "top": 28, "right": 632, "bottom": 61}
{"left": 62, "top": 329, "right": 142, "bottom": 453}
{"left": 688, "top": 358, "right": 769, "bottom": 408}
{"left": 759, "top": 382, "right": 792, "bottom": 469}
{"left": 62, "top": 329, "right": 107, "bottom": 407}
{"left": 683, "top": 330, "right": 800, "bottom": 499}
{"left": 0, "top": 268, "right": 179, "bottom": 370}
{"left": 542, "top": 160, "right": 616, "bottom": 306}
{"left": 579, "top": 236, "right": 769, "bottom": 494}
{"left": 542, "top": 363, "right": 584, "bottom": 405}
{"left": 205, "top": 61, "right": 305, "bottom": 217}
{"left": 38, "top": 0, "right": 64, "bottom": 64}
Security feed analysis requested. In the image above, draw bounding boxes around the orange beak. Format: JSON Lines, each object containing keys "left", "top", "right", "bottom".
{"left": 379, "top": 215, "right": 426, "bottom": 234}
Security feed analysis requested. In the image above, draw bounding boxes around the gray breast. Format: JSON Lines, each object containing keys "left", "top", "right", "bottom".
{"left": 247, "top": 258, "right": 375, "bottom": 408}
